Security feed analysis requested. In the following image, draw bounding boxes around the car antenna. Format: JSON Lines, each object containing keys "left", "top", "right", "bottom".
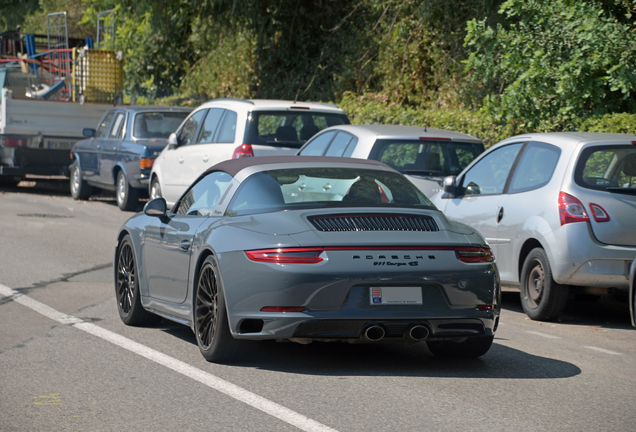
{"left": 424, "top": 124, "right": 428, "bottom": 133}
{"left": 294, "top": 78, "right": 303, "bottom": 104}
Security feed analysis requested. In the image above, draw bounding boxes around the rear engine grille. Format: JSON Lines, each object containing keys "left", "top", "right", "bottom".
{"left": 308, "top": 214, "right": 439, "bottom": 232}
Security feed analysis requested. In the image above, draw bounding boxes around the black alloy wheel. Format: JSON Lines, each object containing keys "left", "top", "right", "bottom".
{"left": 115, "top": 235, "right": 156, "bottom": 326}
{"left": 520, "top": 248, "right": 568, "bottom": 321}
{"left": 195, "top": 256, "right": 244, "bottom": 363}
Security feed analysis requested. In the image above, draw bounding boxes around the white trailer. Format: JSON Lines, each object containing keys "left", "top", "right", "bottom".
{"left": 0, "top": 87, "right": 112, "bottom": 183}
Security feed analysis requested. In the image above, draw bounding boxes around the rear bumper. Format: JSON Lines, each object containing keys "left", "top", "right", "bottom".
{"left": 547, "top": 223, "right": 636, "bottom": 289}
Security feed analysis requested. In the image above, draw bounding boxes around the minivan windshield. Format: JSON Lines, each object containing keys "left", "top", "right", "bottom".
{"left": 226, "top": 168, "right": 435, "bottom": 216}
{"left": 244, "top": 111, "right": 349, "bottom": 148}
{"left": 575, "top": 145, "right": 636, "bottom": 195}
{"left": 368, "top": 140, "right": 484, "bottom": 177}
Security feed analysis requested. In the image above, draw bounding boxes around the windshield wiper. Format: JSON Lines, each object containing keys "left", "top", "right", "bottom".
{"left": 605, "top": 187, "right": 636, "bottom": 195}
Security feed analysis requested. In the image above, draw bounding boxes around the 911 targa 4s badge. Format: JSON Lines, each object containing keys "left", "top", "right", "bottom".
{"left": 114, "top": 156, "right": 501, "bottom": 363}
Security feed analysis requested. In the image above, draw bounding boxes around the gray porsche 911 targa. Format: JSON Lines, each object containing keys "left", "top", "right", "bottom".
{"left": 115, "top": 156, "right": 500, "bottom": 362}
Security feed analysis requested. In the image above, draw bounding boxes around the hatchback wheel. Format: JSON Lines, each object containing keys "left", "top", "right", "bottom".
{"left": 116, "top": 171, "right": 139, "bottom": 211}
{"left": 195, "top": 256, "right": 244, "bottom": 363}
{"left": 150, "top": 177, "right": 162, "bottom": 200}
{"left": 116, "top": 235, "right": 157, "bottom": 326}
{"left": 427, "top": 335, "right": 494, "bottom": 358}
{"left": 520, "top": 248, "right": 568, "bottom": 321}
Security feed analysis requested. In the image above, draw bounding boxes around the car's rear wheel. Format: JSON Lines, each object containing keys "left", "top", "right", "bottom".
{"left": 116, "top": 171, "right": 139, "bottom": 211}
{"left": 70, "top": 161, "right": 92, "bottom": 200}
{"left": 116, "top": 235, "right": 157, "bottom": 326}
{"left": 427, "top": 335, "right": 494, "bottom": 358}
{"left": 195, "top": 256, "right": 244, "bottom": 363}
{"left": 520, "top": 248, "right": 568, "bottom": 321}
{"left": 150, "top": 177, "right": 162, "bottom": 200}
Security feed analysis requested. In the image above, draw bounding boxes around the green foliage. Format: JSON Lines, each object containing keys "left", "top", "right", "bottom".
{"left": 21, "top": 0, "right": 94, "bottom": 38}
{"left": 465, "top": 0, "right": 636, "bottom": 131}
{"left": 0, "top": 0, "right": 39, "bottom": 33}
{"left": 578, "top": 112, "right": 636, "bottom": 134}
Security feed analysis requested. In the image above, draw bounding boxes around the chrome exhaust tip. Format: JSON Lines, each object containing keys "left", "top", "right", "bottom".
{"left": 408, "top": 325, "right": 429, "bottom": 341}
{"left": 364, "top": 325, "right": 386, "bottom": 342}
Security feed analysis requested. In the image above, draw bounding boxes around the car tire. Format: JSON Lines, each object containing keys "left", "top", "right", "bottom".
{"left": 0, "top": 176, "right": 22, "bottom": 186}
{"left": 520, "top": 248, "right": 568, "bottom": 321}
{"left": 70, "top": 161, "right": 92, "bottom": 200}
{"left": 149, "top": 177, "right": 162, "bottom": 200}
{"left": 115, "top": 235, "right": 158, "bottom": 326}
{"left": 116, "top": 171, "right": 139, "bottom": 211}
{"left": 195, "top": 255, "right": 245, "bottom": 363}
{"left": 427, "top": 335, "right": 494, "bottom": 358}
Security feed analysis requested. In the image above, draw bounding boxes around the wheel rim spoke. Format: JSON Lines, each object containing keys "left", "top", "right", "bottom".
{"left": 527, "top": 260, "right": 544, "bottom": 305}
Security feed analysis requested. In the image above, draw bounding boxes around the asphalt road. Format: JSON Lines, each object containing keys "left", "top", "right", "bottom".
{"left": 1, "top": 180, "right": 634, "bottom": 432}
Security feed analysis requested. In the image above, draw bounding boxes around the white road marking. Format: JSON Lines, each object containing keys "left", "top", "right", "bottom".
{"left": 584, "top": 346, "right": 622, "bottom": 356}
{"left": 0, "top": 284, "right": 338, "bottom": 432}
{"left": 525, "top": 331, "right": 561, "bottom": 339}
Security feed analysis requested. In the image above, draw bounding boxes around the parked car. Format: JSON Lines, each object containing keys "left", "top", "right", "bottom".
{"left": 70, "top": 106, "right": 192, "bottom": 210}
{"left": 432, "top": 132, "right": 636, "bottom": 321}
{"left": 296, "top": 125, "right": 485, "bottom": 197}
{"left": 116, "top": 156, "right": 500, "bottom": 363}
{"left": 150, "top": 99, "right": 350, "bottom": 207}
{"left": 629, "top": 257, "right": 636, "bottom": 327}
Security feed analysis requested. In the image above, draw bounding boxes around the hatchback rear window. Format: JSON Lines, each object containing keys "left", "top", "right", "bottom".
{"left": 244, "top": 111, "right": 349, "bottom": 148}
{"left": 574, "top": 145, "right": 636, "bottom": 195}
{"left": 368, "top": 140, "right": 484, "bottom": 177}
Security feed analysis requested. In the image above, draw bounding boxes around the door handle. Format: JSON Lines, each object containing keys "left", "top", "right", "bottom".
{"left": 96, "top": 145, "right": 102, "bottom": 149}
{"left": 323, "top": 183, "right": 332, "bottom": 191}
{"left": 179, "top": 240, "right": 191, "bottom": 251}
{"left": 179, "top": 157, "right": 185, "bottom": 164}
{"left": 497, "top": 207, "right": 504, "bottom": 223}
{"left": 203, "top": 155, "right": 209, "bottom": 163}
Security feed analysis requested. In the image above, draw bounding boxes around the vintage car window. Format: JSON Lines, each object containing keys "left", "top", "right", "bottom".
{"left": 176, "top": 171, "right": 233, "bottom": 216}
{"left": 369, "top": 140, "right": 484, "bottom": 177}
{"left": 177, "top": 110, "right": 206, "bottom": 145}
{"left": 458, "top": 143, "right": 523, "bottom": 196}
{"left": 508, "top": 142, "right": 561, "bottom": 194}
{"left": 109, "top": 112, "right": 125, "bottom": 138}
{"left": 133, "top": 111, "right": 189, "bottom": 139}
{"left": 96, "top": 112, "right": 115, "bottom": 138}
{"left": 575, "top": 145, "right": 636, "bottom": 194}
{"left": 215, "top": 110, "right": 237, "bottom": 143}
{"left": 325, "top": 132, "right": 356, "bottom": 157}
{"left": 245, "top": 111, "right": 349, "bottom": 148}
{"left": 298, "top": 131, "right": 336, "bottom": 156}
{"left": 226, "top": 168, "right": 434, "bottom": 216}
{"left": 197, "top": 108, "right": 225, "bottom": 144}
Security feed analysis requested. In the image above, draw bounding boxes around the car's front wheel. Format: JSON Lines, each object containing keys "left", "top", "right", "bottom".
{"left": 195, "top": 255, "right": 245, "bottom": 363}
{"left": 149, "top": 177, "right": 162, "bottom": 200}
{"left": 70, "top": 161, "right": 92, "bottom": 200}
{"left": 427, "top": 335, "right": 494, "bottom": 358}
{"left": 116, "top": 235, "right": 157, "bottom": 326}
{"left": 116, "top": 171, "right": 139, "bottom": 211}
{"left": 520, "top": 248, "right": 568, "bottom": 321}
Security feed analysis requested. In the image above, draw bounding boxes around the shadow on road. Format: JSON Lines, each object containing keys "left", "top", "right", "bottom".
{"left": 159, "top": 321, "right": 581, "bottom": 379}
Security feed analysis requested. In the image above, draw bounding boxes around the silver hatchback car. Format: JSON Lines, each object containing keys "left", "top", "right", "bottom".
{"left": 433, "top": 132, "right": 636, "bottom": 320}
{"left": 297, "top": 125, "right": 485, "bottom": 197}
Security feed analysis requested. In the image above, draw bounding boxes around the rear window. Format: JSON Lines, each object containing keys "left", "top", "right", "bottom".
{"left": 574, "top": 145, "right": 636, "bottom": 195}
{"left": 244, "top": 111, "right": 349, "bottom": 148}
{"left": 368, "top": 140, "right": 484, "bottom": 177}
{"left": 226, "top": 168, "right": 434, "bottom": 216}
{"left": 133, "top": 112, "right": 190, "bottom": 139}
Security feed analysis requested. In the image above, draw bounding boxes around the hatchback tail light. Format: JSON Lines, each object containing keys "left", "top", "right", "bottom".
{"left": 558, "top": 192, "right": 589, "bottom": 225}
{"left": 589, "top": 203, "right": 610, "bottom": 222}
{"left": 455, "top": 247, "right": 494, "bottom": 263}
{"left": 246, "top": 247, "right": 325, "bottom": 264}
{"left": 233, "top": 144, "right": 254, "bottom": 159}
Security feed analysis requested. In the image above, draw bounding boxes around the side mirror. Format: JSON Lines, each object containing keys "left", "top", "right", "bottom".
{"left": 83, "top": 128, "right": 96, "bottom": 138}
{"left": 168, "top": 133, "right": 178, "bottom": 149}
{"left": 443, "top": 176, "right": 457, "bottom": 195}
{"left": 144, "top": 198, "right": 167, "bottom": 217}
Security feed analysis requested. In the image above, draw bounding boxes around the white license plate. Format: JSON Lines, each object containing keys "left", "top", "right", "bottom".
{"left": 370, "top": 287, "right": 422, "bottom": 305}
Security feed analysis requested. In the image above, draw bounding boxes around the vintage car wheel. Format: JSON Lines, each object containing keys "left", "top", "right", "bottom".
{"left": 427, "top": 335, "right": 494, "bottom": 358}
{"left": 116, "top": 171, "right": 140, "bottom": 211}
{"left": 150, "top": 177, "right": 162, "bottom": 200}
{"left": 70, "top": 161, "right": 92, "bottom": 200}
{"left": 520, "top": 248, "right": 568, "bottom": 321}
{"left": 116, "top": 235, "right": 157, "bottom": 326}
{"left": 195, "top": 256, "right": 244, "bottom": 363}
